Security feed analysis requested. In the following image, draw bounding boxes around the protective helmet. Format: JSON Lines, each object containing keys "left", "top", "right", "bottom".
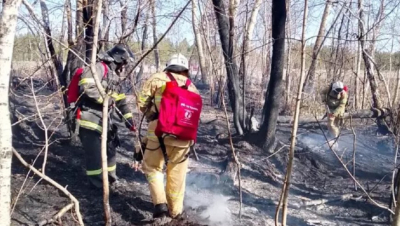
{"left": 165, "top": 53, "right": 189, "bottom": 72}
{"left": 106, "top": 44, "right": 134, "bottom": 65}
{"left": 331, "top": 81, "right": 344, "bottom": 93}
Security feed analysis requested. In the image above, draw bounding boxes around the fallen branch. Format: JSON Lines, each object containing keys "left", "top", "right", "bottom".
{"left": 38, "top": 203, "right": 74, "bottom": 226}
{"left": 302, "top": 194, "right": 352, "bottom": 206}
{"left": 12, "top": 149, "right": 84, "bottom": 225}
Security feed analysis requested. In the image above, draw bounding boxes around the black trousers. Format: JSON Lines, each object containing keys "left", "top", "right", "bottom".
{"left": 79, "top": 128, "right": 118, "bottom": 188}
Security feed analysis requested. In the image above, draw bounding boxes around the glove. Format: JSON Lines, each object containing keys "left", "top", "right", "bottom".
{"left": 133, "top": 143, "right": 146, "bottom": 161}
{"left": 125, "top": 118, "right": 136, "bottom": 132}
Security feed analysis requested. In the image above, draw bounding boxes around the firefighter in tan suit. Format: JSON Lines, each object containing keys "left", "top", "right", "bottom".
{"left": 137, "top": 54, "right": 199, "bottom": 219}
{"left": 326, "top": 81, "right": 348, "bottom": 145}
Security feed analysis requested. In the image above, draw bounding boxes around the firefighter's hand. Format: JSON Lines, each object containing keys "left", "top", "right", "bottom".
{"left": 125, "top": 118, "right": 136, "bottom": 132}
{"left": 130, "top": 161, "right": 143, "bottom": 172}
{"left": 328, "top": 113, "right": 335, "bottom": 118}
{"left": 133, "top": 144, "right": 144, "bottom": 161}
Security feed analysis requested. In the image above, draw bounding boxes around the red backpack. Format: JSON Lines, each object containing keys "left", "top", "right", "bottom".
{"left": 155, "top": 72, "right": 202, "bottom": 142}
{"left": 66, "top": 62, "right": 108, "bottom": 105}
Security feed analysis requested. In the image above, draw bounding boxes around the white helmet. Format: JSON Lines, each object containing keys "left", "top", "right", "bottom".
{"left": 331, "top": 81, "right": 344, "bottom": 93}
{"left": 165, "top": 53, "right": 189, "bottom": 71}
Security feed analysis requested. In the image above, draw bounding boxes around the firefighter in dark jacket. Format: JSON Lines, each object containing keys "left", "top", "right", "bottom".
{"left": 77, "top": 44, "right": 136, "bottom": 189}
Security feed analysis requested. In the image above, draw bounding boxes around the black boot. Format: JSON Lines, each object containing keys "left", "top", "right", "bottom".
{"left": 153, "top": 203, "right": 169, "bottom": 218}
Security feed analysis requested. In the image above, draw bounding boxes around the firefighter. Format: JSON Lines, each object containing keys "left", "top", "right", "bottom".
{"left": 326, "top": 81, "right": 348, "bottom": 146}
{"left": 77, "top": 44, "right": 136, "bottom": 189}
{"left": 137, "top": 53, "right": 199, "bottom": 219}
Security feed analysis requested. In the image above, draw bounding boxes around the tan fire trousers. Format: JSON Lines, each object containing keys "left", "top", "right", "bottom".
{"left": 327, "top": 116, "right": 342, "bottom": 138}
{"left": 142, "top": 140, "right": 190, "bottom": 217}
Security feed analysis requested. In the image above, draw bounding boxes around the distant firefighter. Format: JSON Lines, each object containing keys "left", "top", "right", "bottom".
{"left": 325, "top": 81, "right": 348, "bottom": 146}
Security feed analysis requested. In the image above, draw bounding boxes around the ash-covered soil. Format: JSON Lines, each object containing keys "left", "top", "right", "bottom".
{"left": 10, "top": 78, "right": 395, "bottom": 226}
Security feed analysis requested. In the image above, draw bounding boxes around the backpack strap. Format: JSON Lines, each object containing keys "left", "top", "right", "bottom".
{"left": 166, "top": 72, "right": 191, "bottom": 89}
{"left": 166, "top": 72, "right": 177, "bottom": 82}
{"left": 157, "top": 136, "right": 169, "bottom": 165}
{"left": 184, "top": 79, "right": 191, "bottom": 89}
{"left": 100, "top": 61, "right": 109, "bottom": 78}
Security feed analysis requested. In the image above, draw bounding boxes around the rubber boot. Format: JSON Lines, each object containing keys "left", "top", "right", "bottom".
{"left": 153, "top": 203, "right": 169, "bottom": 218}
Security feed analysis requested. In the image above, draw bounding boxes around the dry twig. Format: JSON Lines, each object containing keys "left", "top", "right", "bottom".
{"left": 221, "top": 93, "right": 242, "bottom": 219}
{"left": 350, "top": 115, "right": 357, "bottom": 190}
{"left": 302, "top": 194, "right": 352, "bottom": 206}
{"left": 38, "top": 203, "right": 74, "bottom": 226}
{"left": 30, "top": 77, "right": 49, "bottom": 174}
{"left": 314, "top": 114, "right": 395, "bottom": 214}
{"left": 12, "top": 149, "right": 84, "bottom": 225}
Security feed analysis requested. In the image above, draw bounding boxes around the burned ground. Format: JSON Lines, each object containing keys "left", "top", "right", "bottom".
{"left": 9, "top": 78, "right": 395, "bottom": 226}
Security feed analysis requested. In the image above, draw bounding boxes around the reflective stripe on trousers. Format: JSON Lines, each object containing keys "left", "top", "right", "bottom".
{"left": 78, "top": 119, "right": 102, "bottom": 133}
{"left": 86, "top": 165, "right": 116, "bottom": 176}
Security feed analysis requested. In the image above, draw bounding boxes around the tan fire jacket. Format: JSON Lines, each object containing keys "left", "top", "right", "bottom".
{"left": 138, "top": 72, "right": 199, "bottom": 147}
{"left": 326, "top": 90, "right": 348, "bottom": 117}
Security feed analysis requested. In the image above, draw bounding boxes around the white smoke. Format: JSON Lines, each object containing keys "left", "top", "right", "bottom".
{"left": 184, "top": 173, "right": 233, "bottom": 226}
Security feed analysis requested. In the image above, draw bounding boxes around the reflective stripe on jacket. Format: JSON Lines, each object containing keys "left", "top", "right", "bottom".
{"left": 77, "top": 62, "right": 133, "bottom": 132}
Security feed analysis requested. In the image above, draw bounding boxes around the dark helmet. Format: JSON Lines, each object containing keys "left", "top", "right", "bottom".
{"left": 106, "top": 44, "right": 134, "bottom": 65}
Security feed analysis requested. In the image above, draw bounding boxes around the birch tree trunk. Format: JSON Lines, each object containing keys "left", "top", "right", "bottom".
{"left": 285, "top": 0, "right": 292, "bottom": 107}
{"left": 303, "top": 0, "right": 331, "bottom": 94}
{"left": 192, "top": 0, "right": 208, "bottom": 84}
{"left": 150, "top": 0, "right": 160, "bottom": 71}
{"left": 0, "top": 0, "right": 22, "bottom": 224}
{"left": 393, "top": 68, "right": 400, "bottom": 107}
{"left": 136, "top": 11, "right": 149, "bottom": 85}
{"left": 279, "top": 1, "right": 306, "bottom": 224}
{"left": 86, "top": 0, "right": 111, "bottom": 223}
{"left": 355, "top": 39, "right": 361, "bottom": 110}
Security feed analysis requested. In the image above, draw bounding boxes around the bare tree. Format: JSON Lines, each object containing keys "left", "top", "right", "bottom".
{"left": 285, "top": 0, "right": 292, "bottom": 108}
{"left": 84, "top": 0, "right": 94, "bottom": 63}
{"left": 136, "top": 10, "right": 149, "bottom": 84}
{"left": 394, "top": 68, "right": 400, "bottom": 107}
{"left": 212, "top": 0, "right": 249, "bottom": 135}
{"left": 279, "top": 0, "right": 306, "bottom": 223}
{"left": 150, "top": 0, "right": 160, "bottom": 71}
{"left": 303, "top": 0, "right": 331, "bottom": 95}
{"left": 358, "top": 0, "right": 390, "bottom": 134}
{"left": 120, "top": 0, "right": 128, "bottom": 33}
{"left": 355, "top": 36, "right": 361, "bottom": 110}
{"left": 101, "top": 0, "right": 110, "bottom": 50}
{"left": 0, "top": 0, "right": 22, "bottom": 224}
{"left": 22, "top": 0, "right": 65, "bottom": 88}
{"left": 252, "top": 0, "right": 286, "bottom": 152}
{"left": 192, "top": 0, "right": 208, "bottom": 84}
